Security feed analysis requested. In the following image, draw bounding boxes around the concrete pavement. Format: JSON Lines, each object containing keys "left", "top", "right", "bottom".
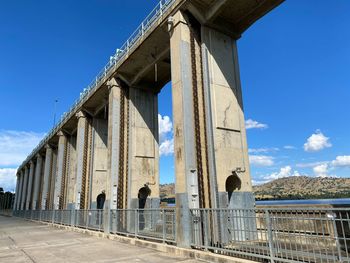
{"left": 0, "top": 215, "right": 203, "bottom": 263}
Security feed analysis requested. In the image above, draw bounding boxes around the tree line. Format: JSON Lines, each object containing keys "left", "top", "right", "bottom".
{"left": 0, "top": 187, "right": 15, "bottom": 209}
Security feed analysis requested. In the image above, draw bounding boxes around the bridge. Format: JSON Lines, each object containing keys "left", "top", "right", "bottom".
{"left": 16, "top": 0, "right": 350, "bottom": 262}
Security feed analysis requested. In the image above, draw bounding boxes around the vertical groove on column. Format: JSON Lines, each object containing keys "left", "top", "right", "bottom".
{"left": 117, "top": 86, "right": 126, "bottom": 210}
{"left": 59, "top": 139, "right": 68, "bottom": 209}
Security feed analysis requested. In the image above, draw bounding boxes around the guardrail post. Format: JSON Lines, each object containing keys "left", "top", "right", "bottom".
{"left": 203, "top": 210, "right": 209, "bottom": 251}
{"left": 160, "top": 1, "right": 163, "bottom": 16}
{"left": 52, "top": 210, "right": 55, "bottom": 224}
{"left": 71, "top": 209, "right": 75, "bottom": 227}
{"left": 330, "top": 213, "right": 343, "bottom": 262}
{"left": 162, "top": 209, "right": 166, "bottom": 243}
{"left": 265, "top": 209, "right": 275, "bottom": 263}
{"left": 86, "top": 210, "right": 89, "bottom": 229}
{"left": 103, "top": 208, "right": 111, "bottom": 234}
{"left": 135, "top": 209, "right": 138, "bottom": 238}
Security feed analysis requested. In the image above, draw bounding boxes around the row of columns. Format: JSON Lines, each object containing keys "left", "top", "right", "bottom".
{"left": 13, "top": 9, "right": 253, "bottom": 248}
{"left": 14, "top": 153, "right": 44, "bottom": 211}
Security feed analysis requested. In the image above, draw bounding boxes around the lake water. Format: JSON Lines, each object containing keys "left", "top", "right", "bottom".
{"left": 256, "top": 198, "right": 350, "bottom": 206}
{"left": 164, "top": 198, "right": 350, "bottom": 207}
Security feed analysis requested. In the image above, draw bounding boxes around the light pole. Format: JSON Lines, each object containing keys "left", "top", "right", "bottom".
{"left": 53, "top": 99, "right": 58, "bottom": 127}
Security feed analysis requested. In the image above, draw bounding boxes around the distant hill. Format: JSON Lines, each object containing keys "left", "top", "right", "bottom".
{"left": 254, "top": 176, "right": 350, "bottom": 200}
{"left": 160, "top": 176, "right": 350, "bottom": 201}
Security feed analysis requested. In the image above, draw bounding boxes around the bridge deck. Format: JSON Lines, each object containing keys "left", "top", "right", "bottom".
{"left": 0, "top": 215, "right": 201, "bottom": 263}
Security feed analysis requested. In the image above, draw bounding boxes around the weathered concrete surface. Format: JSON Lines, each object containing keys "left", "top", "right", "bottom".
{"left": 0, "top": 215, "right": 202, "bottom": 263}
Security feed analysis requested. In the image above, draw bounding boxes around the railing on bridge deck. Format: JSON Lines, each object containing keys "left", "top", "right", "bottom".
{"left": 18, "top": 0, "right": 178, "bottom": 171}
{"left": 191, "top": 208, "right": 350, "bottom": 263}
{"left": 6, "top": 207, "right": 350, "bottom": 263}
{"left": 11, "top": 208, "right": 176, "bottom": 244}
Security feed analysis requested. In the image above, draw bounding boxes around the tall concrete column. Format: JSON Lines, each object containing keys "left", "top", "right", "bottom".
{"left": 105, "top": 78, "right": 122, "bottom": 232}
{"left": 13, "top": 173, "right": 20, "bottom": 210}
{"left": 66, "top": 135, "right": 77, "bottom": 209}
{"left": 201, "top": 26, "right": 256, "bottom": 242}
{"left": 74, "top": 111, "right": 88, "bottom": 209}
{"left": 128, "top": 87, "right": 159, "bottom": 209}
{"left": 32, "top": 154, "right": 43, "bottom": 210}
{"left": 169, "top": 11, "right": 200, "bottom": 248}
{"left": 25, "top": 161, "right": 35, "bottom": 210}
{"left": 20, "top": 166, "right": 29, "bottom": 210}
{"left": 41, "top": 145, "right": 53, "bottom": 210}
{"left": 90, "top": 117, "right": 108, "bottom": 209}
{"left": 16, "top": 171, "right": 24, "bottom": 210}
{"left": 201, "top": 26, "right": 253, "bottom": 207}
{"left": 54, "top": 131, "right": 67, "bottom": 210}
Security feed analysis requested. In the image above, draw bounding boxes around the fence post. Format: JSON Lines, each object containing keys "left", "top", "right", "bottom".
{"left": 265, "top": 209, "right": 275, "bottom": 263}
{"left": 135, "top": 209, "right": 138, "bottom": 238}
{"left": 162, "top": 209, "right": 166, "bottom": 243}
{"left": 203, "top": 210, "right": 209, "bottom": 251}
{"left": 71, "top": 209, "right": 75, "bottom": 227}
{"left": 52, "top": 210, "right": 55, "bottom": 224}
{"left": 330, "top": 213, "right": 343, "bottom": 262}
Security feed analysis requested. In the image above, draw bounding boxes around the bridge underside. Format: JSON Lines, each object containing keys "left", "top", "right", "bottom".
{"left": 14, "top": 0, "right": 284, "bottom": 247}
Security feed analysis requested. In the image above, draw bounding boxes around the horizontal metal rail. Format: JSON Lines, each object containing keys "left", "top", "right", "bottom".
{"left": 191, "top": 208, "right": 350, "bottom": 263}
{"left": 10, "top": 208, "right": 176, "bottom": 244}
{"left": 8, "top": 207, "right": 350, "bottom": 262}
{"left": 18, "top": 0, "right": 178, "bottom": 171}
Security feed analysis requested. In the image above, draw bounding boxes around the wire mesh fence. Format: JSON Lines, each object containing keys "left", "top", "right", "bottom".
{"left": 190, "top": 208, "right": 350, "bottom": 263}
{"left": 7, "top": 207, "right": 350, "bottom": 262}
{"left": 109, "top": 208, "right": 176, "bottom": 243}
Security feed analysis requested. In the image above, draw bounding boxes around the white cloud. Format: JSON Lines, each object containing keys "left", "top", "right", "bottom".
{"left": 249, "top": 147, "right": 279, "bottom": 154}
{"left": 264, "top": 166, "right": 301, "bottom": 181}
{"left": 284, "top": 145, "right": 297, "bottom": 150}
{"left": 304, "top": 130, "right": 332, "bottom": 152}
{"left": 0, "top": 130, "right": 45, "bottom": 167}
{"left": 296, "top": 161, "right": 328, "bottom": 168}
{"left": 245, "top": 119, "right": 268, "bottom": 130}
{"left": 159, "top": 139, "right": 174, "bottom": 157}
{"left": 249, "top": 155, "right": 274, "bottom": 166}
{"left": 331, "top": 156, "right": 350, "bottom": 167}
{"left": 252, "top": 179, "right": 269, "bottom": 186}
{"left": 158, "top": 114, "right": 172, "bottom": 139}
{"left": 158, "top": 114, "right": 174, "bottom": 157}
{"left": 313, "top": 164, "right": 330, "bottom": 178}
{"left": 0, "top": 168, "right": 17, "bottom": 192}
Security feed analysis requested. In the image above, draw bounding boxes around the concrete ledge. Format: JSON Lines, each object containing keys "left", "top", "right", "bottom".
{"left": 31, "top": 220, "right": 257, "bottom": 263}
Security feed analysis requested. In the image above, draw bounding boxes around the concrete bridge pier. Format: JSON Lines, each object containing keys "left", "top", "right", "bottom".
{"left": 15, "top": 171, "right": 23, "bottom": 210}
{"left": 74, "top": 111, "right": 92, "bottom": 210}
{"left": 53, "top": 132, "right": 68, "bottom": 210}
{"left": 25, "top": 161, "right": 35, "bottom": 210}
{"left": 41, "top": 145, "right": 53, "bottom": 210}
{"left": 32, "top": 154, "right": 43, "bottom": 210}
{"left": 105, "top": 79, "right": 123, "bottom": 233}
{"left": 20, "top": 166, "right": 29, "bottom": 210}
{"left": 66, "top": 134, "right": 77, "bottom": 210}
{"left": 13, "top": 173, "right": 20, "bottom": 210}
{"left": 89, "top": 117, "right": 108, "bottom": 209}
{"left": 169, "top": 8, "right": 255, "bottom": 247}
{"left": 129, "top": 86, "right": 160, "bottom": 231}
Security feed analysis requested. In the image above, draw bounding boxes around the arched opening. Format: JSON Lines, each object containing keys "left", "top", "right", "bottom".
{"left": 138, "top": 185, "right": 151, "bottom": 231}
{"left": 138, "top": 185, "right": 151, "bottom": 209}
{"left": 225, "top": 172, "right": 242, "bottom": 203}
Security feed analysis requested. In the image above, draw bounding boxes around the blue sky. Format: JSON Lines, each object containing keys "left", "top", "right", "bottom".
{"left": 0, "top": 0, "right": 349, "bottom": 191}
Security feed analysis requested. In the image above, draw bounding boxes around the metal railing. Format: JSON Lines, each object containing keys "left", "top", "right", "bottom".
{"left": 110, "top": 208, "right": 176, "bottom": 243}
{"left": 18, "top": 0, "right": 178, "bottom": 171}
{"left": 11, "top": 208, "right": 176, "bottom": 243}
{"left": 191, "top": 208, "right": 350, "bottom": 263}
{"left": 0, "top": 209, "right": 13, "bottom": 216}
{"left": 8, "top": 207, "right": 350, "bottom": 262}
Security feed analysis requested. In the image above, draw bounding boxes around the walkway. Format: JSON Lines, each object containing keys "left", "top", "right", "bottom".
{"left": 0, "top": 215, "right": 202, "bottom": 263}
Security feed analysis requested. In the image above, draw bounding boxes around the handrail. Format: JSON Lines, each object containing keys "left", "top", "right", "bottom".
{"left": 18, "top": 0, "right": 177, "bottom": 171}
